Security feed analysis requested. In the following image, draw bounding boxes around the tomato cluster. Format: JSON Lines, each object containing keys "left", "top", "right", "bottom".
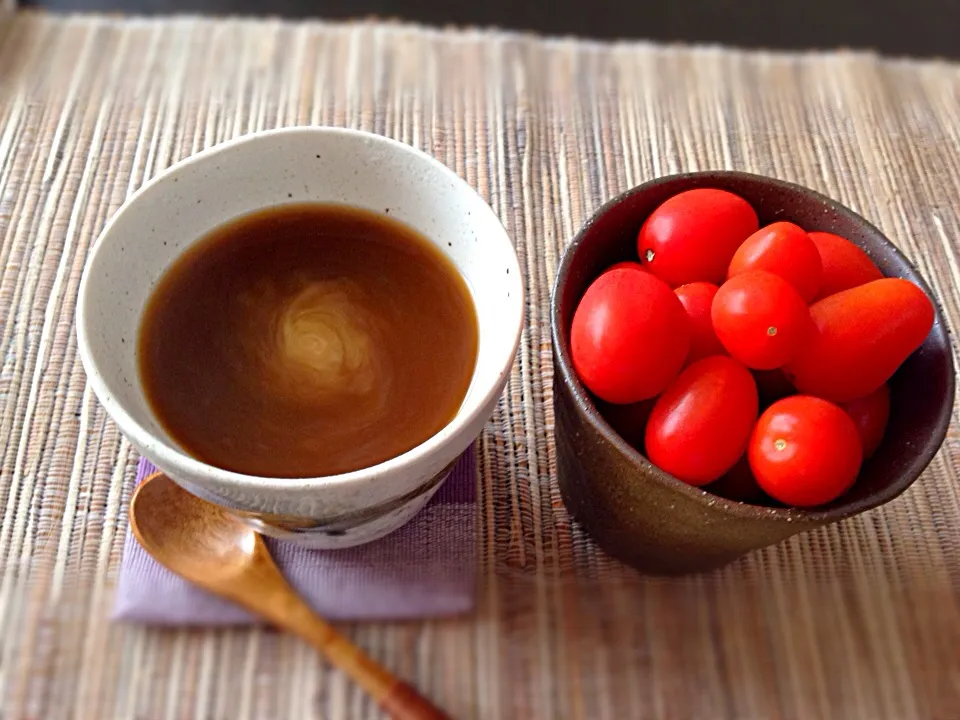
{"left": 571, "top": 189, "right": 935, "bottom": 508}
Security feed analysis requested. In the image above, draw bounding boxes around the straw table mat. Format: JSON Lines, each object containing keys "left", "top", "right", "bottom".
{"left": 1, "top": 11, "right": 960, "bottom": 720}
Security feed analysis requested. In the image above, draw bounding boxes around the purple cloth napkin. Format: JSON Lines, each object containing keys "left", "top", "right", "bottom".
{"left": 114, "top": 450, "right": 477, "bottom": 625}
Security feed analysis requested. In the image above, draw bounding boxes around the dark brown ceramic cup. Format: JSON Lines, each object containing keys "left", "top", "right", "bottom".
{"left": 551, "top": 171, "right": 955, "bottom": 576}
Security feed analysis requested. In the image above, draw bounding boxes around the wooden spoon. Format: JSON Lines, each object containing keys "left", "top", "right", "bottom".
{"left": 130, "top": 471, "right": 449, "bottom": 720}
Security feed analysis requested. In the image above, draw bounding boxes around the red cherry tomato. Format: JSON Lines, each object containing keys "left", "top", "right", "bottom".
{"left": 785, "top": 278, "right": 934, "bottom": 402}
{"left": 749, "top": 395, "right": 862, "bottom": 507}
{"left": 645, "top": 356, "right": 759, "bottom": 486}
{"left": 841, "top": 384, "right": 890, "bottom": 459}
{"left": 728, "top": 222, "right": 823, "bottom": 302}
{"left": 605, "top": 260, "right": 645, "bottom": 274}
{"left": 809, "top": 231, "right": 883, "bottom": 300}
{"left": 571, "top": 268, "right": 690, "bottom": 404}
{"left": 711, "top": 271, "right": 814, "bottom": 370}
{"left": 638, "top": 189, "right": 759, "bottom": 287}
{"left": 674, "top": 282, "right": 726, "bottom": 364}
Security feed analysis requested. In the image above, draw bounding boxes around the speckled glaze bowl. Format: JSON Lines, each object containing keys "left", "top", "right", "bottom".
{"left": 551, "top": 171, "right": 955, "bottom": 575}
{"left": 78, "top": 127, "right": 523, "bottom": 549}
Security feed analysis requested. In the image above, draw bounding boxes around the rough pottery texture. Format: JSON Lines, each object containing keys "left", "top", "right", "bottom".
{"left": 551, "top": 172, "right": 955, "bottom": 575}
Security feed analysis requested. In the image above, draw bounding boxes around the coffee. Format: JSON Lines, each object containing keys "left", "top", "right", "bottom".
{"left": 138, "top": 203, "right": 479, "bottom": 478}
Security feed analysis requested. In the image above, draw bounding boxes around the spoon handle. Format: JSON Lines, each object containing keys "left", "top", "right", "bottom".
{"left": 275, "top": 594, "right": 450, "bottom": 720}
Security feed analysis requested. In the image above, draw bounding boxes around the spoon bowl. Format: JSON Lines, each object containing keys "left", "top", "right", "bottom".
{"left": 130, "top": 472, "right": 449, "bottom": 720}
{"left": 131, "top": 470, "right": 255, "bottom": 582}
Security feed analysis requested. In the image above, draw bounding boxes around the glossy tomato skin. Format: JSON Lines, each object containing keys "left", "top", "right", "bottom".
{"left": 638, "top": 189, "right": 759, "bottom": 287}
{"left": 840, "top": 384, "right": 891, "bottom": 459}
{"left": 749, "top": 395, "right": 862, "bottom": 507}
{"left": 645, "top": 356, "right": 759, "bottom": 486}
{"left": 674, "top": 282, "right": 726, "bottom": 364}
{"left": 571, "top": 268, "right": 690, "bottom": 404}
{"left": 809, "top": 231, "right": 883, "bottom": 300}
{"left": 728, "top": 222, "right": 822, "bottom": 302}
{"left": 711, "top": 270, "right": 815, "bottom": 370}
{"left": 785, "top": 278, "right": 934, "bottom": 402}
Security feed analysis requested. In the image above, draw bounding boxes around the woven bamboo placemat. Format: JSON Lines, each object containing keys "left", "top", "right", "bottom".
{"left": 1, "top": 11, "right": 960, "bottom": 719}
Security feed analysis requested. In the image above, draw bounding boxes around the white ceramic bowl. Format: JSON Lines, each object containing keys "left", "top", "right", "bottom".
{"left": 77, "top": 127, "right": 523, "bottom": 548}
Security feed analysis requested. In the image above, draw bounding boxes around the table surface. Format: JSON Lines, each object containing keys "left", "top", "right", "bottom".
{"left": 2, "top": 11, "right": 960, "bottom": 720}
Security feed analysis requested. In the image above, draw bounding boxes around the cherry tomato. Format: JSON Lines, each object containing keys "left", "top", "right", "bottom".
{"left": 674, "top": 282, "right": 726, "bottom": 364}
{"left": 571, "top": 268, "right": 690, "bottom": 404}
{"left": 707, "top": 454, "right": 769, "bottom": 504}
{"left": 711, "top": 270, "right": 814, "bottom": 370}
{"left": 809, "top": 231, "right": 883, "bottom": 300}
{"left": 605, "top": 260, "right": 645, "bottom": 274}
{"left": 728, "top": 221, "right": 822, "bottom": 302}
{"left": 841, "top": 384, "right": 890, "bottom": 459}
{"left": 638, "top": 189, "right": 759, "bottom": 287}
{"left": 595, "top": 397, "right": 656, "bottom": 451}
{"left": 784, "top": 278, "right": 934, "bottom": 402}
{"left": 749, "top": 395, "right": 862, "bottom": 507}
{"left": 645, "top": 356, "right": 759, "bottom": 486}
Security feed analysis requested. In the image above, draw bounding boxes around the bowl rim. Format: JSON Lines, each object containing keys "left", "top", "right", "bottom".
{"left": 550, "top": 169, "right": 956, "bottom": 523}
{"left": 76, "top": 125, "right": 525, "bottom": 494}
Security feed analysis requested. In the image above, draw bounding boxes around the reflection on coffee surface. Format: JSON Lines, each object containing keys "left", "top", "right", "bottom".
{"left": 139, "top": 203, "right": 479, "bottom": 478}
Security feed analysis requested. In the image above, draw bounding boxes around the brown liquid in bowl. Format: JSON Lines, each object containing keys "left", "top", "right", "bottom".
{"left": 138, "top": 203, "right": 479, "bottom": 478}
